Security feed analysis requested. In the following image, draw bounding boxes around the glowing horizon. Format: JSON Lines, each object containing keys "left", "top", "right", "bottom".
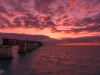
{"left": 0, "top": 27, "right": 100, "bottom": 40}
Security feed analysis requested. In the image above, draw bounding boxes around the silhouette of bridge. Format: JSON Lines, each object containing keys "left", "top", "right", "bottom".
{"left": 0, "top": 38, "right": 43, "bottom": 59}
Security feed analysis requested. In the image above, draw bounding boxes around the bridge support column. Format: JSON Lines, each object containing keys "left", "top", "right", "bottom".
{"left": 17, "top": 46, "right": 27, "bottom": 53}
{"left": 17, "top": 42, "right": 27, "bottom": 53}
{"left": 0, "top": 46, "right": 13, "bottom": 59}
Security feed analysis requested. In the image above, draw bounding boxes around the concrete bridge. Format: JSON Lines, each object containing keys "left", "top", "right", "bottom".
{"left": 0, "top": 38, "right": 43, "bottom": 59}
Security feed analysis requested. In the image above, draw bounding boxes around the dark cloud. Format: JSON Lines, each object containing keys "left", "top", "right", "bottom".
{"left": 72, "top": 14, "right": 100, "bottom": 32}
{"left": 44, "top": 16, "right": 52, "bottom": 21}
{"left": 13, "top": 13, "right": 57, "bottom": 30}
{"left": 18, "top": 0, "right": 30, "bottom": 3}
{"left": 2, "top": 0, "right": 29, "bottom": 13}
{"left": 81, "top": 14, "right": 100, "bottom": 25}
{"left": 55, "top": 6, "right": 66, "bottom": 15}
{"left": 0, "top": 5, "right": 8, "bottom": 13}
{"left": 46, "top": 21, "right": 55, "bottom": 26}
{"left": 70, "top": 25, "right": 100, "bottom": 32}
{"left": 14, "top": 5, "right": 28, "bottom": 12}
{"left": 23, "top": 15, "right": 39, "bottom": 27}
{"left": 13, "top": 17, "right": 22, "bottom": 27}
{"left": 62, "top": 15, "right": 68, "bottom": 19}
{"left": 93, "top": 0, "right": 100, "bottom": 6}
{"left": 13, "top": 14, "right": 40, "bottom": 28}
{"left": 3, "top": 0, "right": 18, "bottom": 8}
{"left": 34, "top": 0, "right": 56, "bottom": 13}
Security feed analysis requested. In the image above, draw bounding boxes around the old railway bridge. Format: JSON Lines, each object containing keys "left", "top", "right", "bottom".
{"left": 0, "top": 38, "right": 43, "bottom": 59}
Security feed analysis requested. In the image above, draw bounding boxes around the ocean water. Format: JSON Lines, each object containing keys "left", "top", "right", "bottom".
{"left": 0, "top": 46, "right": 100, "bottom": 75}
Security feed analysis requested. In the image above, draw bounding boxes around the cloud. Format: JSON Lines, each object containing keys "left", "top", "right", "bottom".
{"left": 18, "top": 0, "right": 30, "bottom": 3}
{"left": 13, "top": 13, "right": 39, "bottom": 28}
{"left": 93, "top": 0, "right": 100, "bottom": 7}
{"left": 0, "top": 5, "right": 8, "bottom": 13}
{"left": 12, "top": 12, "right": 57, "bottom": 30}
{"left": 0, "top": 0, "right": 100, "bottom": 40}
{"left": 34, "top": 0, "right": 56, "bottom": 13}
{"left": 72, "top": 13, "right": 100, "bottom": 32}
{"left": 55, "top": 6, "right": 66, "bottom": 16}
{"left": 82, "top": 6, "right": 91, "bottom": 12}
{"left": 67, "top": 0, "right": 78, "bottom": 6}
{"left": 14, "top": 5, "right": 28, "bottom": 13}
{"left": 0, "top": 15, "right": 12, "bottom": 28}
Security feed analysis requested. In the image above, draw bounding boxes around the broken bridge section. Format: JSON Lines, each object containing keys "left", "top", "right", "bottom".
{"left": 0, "top": 38, "right": 43, "bottom": 59}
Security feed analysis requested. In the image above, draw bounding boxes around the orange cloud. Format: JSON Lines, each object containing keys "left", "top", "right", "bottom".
{"left": 82, "top": 7, "right": 91, "bottom": 12}
{"left": 68, "top": 0, "right": 78, "bottom": 6}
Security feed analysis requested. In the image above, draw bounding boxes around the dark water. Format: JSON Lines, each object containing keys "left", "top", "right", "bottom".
{"left": 0, "top": 46, "right": 100, "bottom": 75}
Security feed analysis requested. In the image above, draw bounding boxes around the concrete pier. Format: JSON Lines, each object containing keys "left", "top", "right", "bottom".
{"left": 0, "top": 46, "right": 13, "bottom": 59}
{"left": 18, "top": 46, "right": 27, "bottom": 53}
{"left": 18, "top": 42, "right": 27, "bottom": 53}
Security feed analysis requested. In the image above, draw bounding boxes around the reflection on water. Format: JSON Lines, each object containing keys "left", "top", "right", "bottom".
{"left": 0, "top": 46, "right": 100, "bottom": 75}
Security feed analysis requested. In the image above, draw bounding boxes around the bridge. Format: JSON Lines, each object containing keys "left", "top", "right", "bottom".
{"left": 0, "top": 38, "right": 43, "bottom": 59}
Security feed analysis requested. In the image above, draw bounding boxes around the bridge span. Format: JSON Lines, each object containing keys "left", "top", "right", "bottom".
{"left": 0, "top": 38, "right": 43, "bottom": 59}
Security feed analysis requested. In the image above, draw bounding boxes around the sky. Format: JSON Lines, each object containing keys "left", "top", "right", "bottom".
{"left": 0, "top": 0, "right": 100, "bottom": 45}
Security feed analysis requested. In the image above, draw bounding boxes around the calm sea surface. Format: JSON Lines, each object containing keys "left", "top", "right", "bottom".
{"left": 0, "top": 46, "right": 100, "bottom": 75}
